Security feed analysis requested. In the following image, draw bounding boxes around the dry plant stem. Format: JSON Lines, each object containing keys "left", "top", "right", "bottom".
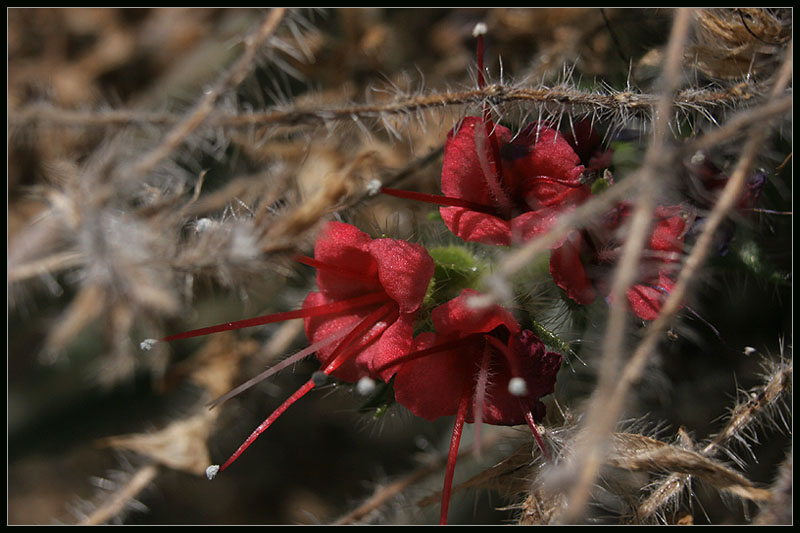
{"left": 554, "top": 8, "right": 693, "bottom": 524}
{"left": 79, "top": 463, "right": 160, "bottom": 525}
{"left": 335, "top": 429, "right": 508, "bottom": 524}
{"left": 132, "top": 8, "right": 288, "bottom": 176}
{"left": 594, "top": 42, "right": 792, "bottom": 524}
{"left": 7, "top": 250, "right": 84, "bottom": 283}
{"left": 10, "top": 84, "right": 766, "bottom": 131}
{"left": 638, "top": 358, "right": 792, "bottom": 521}
{"left": 617, "top": 40, "right": 793, "bottom": 465}
{"left": 685, "top": 94, "right": 792, "bottom": 155}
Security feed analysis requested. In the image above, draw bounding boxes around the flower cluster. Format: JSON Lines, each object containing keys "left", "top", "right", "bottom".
{"left": 146, "top": 23, "right": 735, "bottom": 526}
{"left": 151, "top": 219, "right": 563, "bottom": 525}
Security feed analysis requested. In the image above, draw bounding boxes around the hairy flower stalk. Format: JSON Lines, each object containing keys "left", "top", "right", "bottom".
{"left": 148, "top": 221, "right": 434, "bottom": 476}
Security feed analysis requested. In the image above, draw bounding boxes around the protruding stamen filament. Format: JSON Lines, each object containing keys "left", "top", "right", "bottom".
{"left": 472, "top": 342, "right": 492, "bottom": 459}
{"left": 322, "top": 302, "right": 397, "bottom": 375}
{"left": 207, "top": 327, "right": 352, "bottom": 410}
{"left": 380, "top": 187, "right": 500, "bottom": 216}
{"left": 159, "top": 291, "right": 387, "bottom": 343}
{"left": 440, "top": 386, "right": 471, "bottom": 525}
{"left": 473, "top": 22, "right": 487, "bottom": 90}
{"left": 483, "top": 335, "right": 525, "bottom": 384}
{"left": 474, "top": 122, "right": 513, "bottom": 220}
{"left": 218, "top": 378, "right": 317, "bottom": 473}
{"left": 522, "top": 404, "right": 551, "bottom": 462}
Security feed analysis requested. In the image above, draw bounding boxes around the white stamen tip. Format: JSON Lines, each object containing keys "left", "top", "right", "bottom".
{"left": 508, "top": 377, "right": 528, "bottom": 397}
{"left": 140, "top": 339, "right": 157, "bottom": 351}
{"left": 472, "top": 22, "right": 488, "bottom": 37}
{"left": 356, "top": 376, "right": 376, "bottom": 396}
{"left": 206, "top": 465, "right": 220, "bottom": 480}
{"left": 194, "top": 217, "right": 215, "bottom": 232}
{"left": 366, "top": 179, "right": 383, "bottom": 196}
{"left": 743, "top": 346, "right": 757, "bottom": 356}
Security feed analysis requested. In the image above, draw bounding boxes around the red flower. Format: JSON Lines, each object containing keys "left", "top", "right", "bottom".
{"left": 550, "top": 204, "right": 688, "bottom": 320}
{"left": 439, "top": 117, "right": 590, "bottom": 246}
{"left": 682, "top": 151, "right": 765, "bottom": 211}
{"left": 373, "top": 288, "right": 562, "bottom": 524}
{"left": 154, "top": 221, "right": 435, "bottom": 474}
{"left": 563, "top": 119, "right": 615, "bottom": 174}
{"left": 301, "top": 221, "right": 435, "bottom": 382}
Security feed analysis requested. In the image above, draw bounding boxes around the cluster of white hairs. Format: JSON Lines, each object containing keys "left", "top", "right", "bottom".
{"left": 8, "top": 8, "right": 791, "bottom": 525}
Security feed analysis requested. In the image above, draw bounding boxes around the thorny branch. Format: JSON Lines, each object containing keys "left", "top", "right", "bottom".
{"left": 9, "top": 83, "right": 769, "bottom": 132}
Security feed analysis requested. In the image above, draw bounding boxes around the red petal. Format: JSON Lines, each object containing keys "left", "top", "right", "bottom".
{"left": 503, "top": 123, "right": 585, "bottom": 191}
{"left": 649, "top": 205, "right": 687, "bottom": 256}
{"left": 441, "top": 116, "right": 513, "bottom": 205}
{"left": 440, "top": 206, "right": 512, "bottom": 246}
{"left": 365, "top": 313, "right": 416, "bottom": 382}
{"left": 549, "top": 230, "right": 596, "bottom": 305}
{"left": 626, "top": 272, "right": 676, "bottom": 321}
{"left": 302, "top": 291, "right": 375, "bottom": 382}
{"left": 431, "top": 289, "right": 520, "bottom": 337}
{"left": 313, "top": 222, "right": 380, "bottom": 300}
{"left": 369, "top": 238, "right": 434, "bottom": 314}
{"left": 393, "top": 332, "right": 473, "bottom": 421}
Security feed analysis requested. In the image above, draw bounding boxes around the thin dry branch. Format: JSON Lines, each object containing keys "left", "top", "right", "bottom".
{"left": 9, "top": 83, "right": 765, "bottom": 132}
{"left": 587, "top": 41, "right": 792, "bottom": 525}
{"left": 637, "top": 356, "right": 792, "bottom": 522}
{"left": 132, "top": 8, "right": 288, "bottom": 176}
{"left": 553, "top": 8, "right": 693, "bottom": 524}
{"left": 79, "top": 463, "right": 160, "bottom": 526}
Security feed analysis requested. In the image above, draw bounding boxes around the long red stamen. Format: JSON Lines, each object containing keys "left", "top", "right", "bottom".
{"left": 371, "top": 333, "right": 483, "bottom": 376}
{"left": 440, "top": 385, "right": 471, "bottom": 525}
{"left": 207, "top": 326, "right": 354, "bottom": 410}
{"left": 472, "top": 23, "right": 513, "bottom": 220}
{"left": 213, "top": 303, "right": 398, "bottom": 476}
{"left": 522, "top": 404, "right": 551, "bottom": 462}
{"left": 322, "top": 302, "right": 397, "bottom": 375}
{"left": 380, "top": 187, "right": 500, "bottom": 216}
{"left": 532, "top": 175, "right": 586, "bottom": 188}
{"left": 483, "top": 334, "right": 524, "bottom": 379}
{"left": 218, "top": 378, "right": 317, "bottom": 473}
{"left": 474, "top": 22, "right": 486, "bottom": 90}
{"left": 160, "top": 291, "right": 387, "bottom": 343}
{"left": 472, "top": 342, "right": 492, "bottom": 459}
